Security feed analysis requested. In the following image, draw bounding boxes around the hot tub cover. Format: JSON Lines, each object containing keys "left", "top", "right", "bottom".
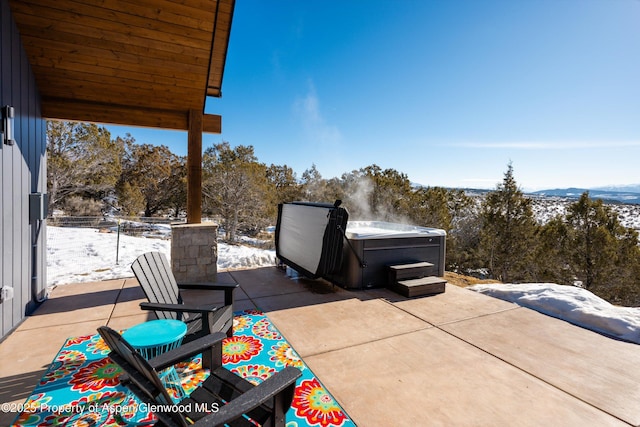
{"left": 275, "top": 201, "right": 348, "bottom": 278}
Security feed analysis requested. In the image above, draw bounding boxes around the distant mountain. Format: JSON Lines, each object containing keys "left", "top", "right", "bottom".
{"left": 532, "top": 187, "right": 640, "bottom": 205}
{"left": 592, "top": 184, "right": 640, "bottom": 194}
{"left": 411, "top": 182, "right": 640, "bottom": 205}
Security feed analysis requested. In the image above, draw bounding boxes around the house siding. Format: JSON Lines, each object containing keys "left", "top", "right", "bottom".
{"left": 1, "top": 0, "right": 47, "bottom": 340}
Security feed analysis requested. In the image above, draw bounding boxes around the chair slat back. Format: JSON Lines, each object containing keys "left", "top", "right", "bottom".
{"left": 132, "top": 252, "right": 181, "bottom": 320}
{"left": 97, "top": 326, "right": 187, "bottom": 427}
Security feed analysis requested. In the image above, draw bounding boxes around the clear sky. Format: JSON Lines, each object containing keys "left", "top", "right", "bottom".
{"left": 106, "top": 0, "right": 640, "bottom": 191}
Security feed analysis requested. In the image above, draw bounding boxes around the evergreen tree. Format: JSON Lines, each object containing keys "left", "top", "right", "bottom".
{"left": 47, "top": 120, "right": 123, "bottom": 212}
{"left": 165, "top": 156, "right": 187, "bottom": 218}
{"left": 565, "top": 192, "right": 622, "bottom": 291}
{"left": 444, "top": 189, "right": 481, "bottom": 273}
{"left": 534, "top": 216, "right": 574, "bottom": 284}
{"left": 410, "top": 186, "right": 451, "bottom": 231}
{"left": 117, "top": 181, "right": 145, "bottom": 216}
{"left": 301, "top": 164, "right": 340, "bottom": 202}
{"left": 340, "top": 165, "right": 412, "bottom": 221}
{"left": 117, "top": 140, "right": 182, "bottom": 217}
{"left": 479, "top": 163, "right": 538, "bottom": 282}
{"left": 607, "top": 227, "right": 640, "bottom": 305}
{"left": 266, "top": 164, "right": 302, "bottom": 205}
{"left": 202, "top": 142, "right": 269, "bottom": 240}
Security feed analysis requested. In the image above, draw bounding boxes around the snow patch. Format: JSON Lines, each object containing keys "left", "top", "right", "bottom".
{"left": 47, "top": 226, "right": 275, "bottom": 286}
{"left": 469, "top": 283, "right": 640, "bottom": 344}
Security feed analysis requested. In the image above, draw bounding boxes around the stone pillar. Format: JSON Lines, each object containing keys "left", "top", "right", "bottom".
{"left": 171, "top": 223, "right": 218, "bottom": 283}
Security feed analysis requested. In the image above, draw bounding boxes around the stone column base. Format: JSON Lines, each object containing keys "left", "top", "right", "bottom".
{"left": 171, "top": 222, "right": 218, "bottom": 283}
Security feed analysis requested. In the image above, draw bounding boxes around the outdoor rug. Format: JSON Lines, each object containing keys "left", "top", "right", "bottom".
{"left": 11, "top": 309, "right": 356, "bottom": 427}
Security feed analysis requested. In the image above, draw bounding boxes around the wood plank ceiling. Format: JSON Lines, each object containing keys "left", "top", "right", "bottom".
{"left": 9, "top": 0, "right": 234, "bottom": 133}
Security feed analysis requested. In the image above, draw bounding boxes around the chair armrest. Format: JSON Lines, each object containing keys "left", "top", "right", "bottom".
{"left": 177, "top": 282, "right": 237, "bottom": 306}
{"left": 139, "top": 302, "right": 221, "bottom": 315}
{"left": 177, "top": 282, "right": 238, "bottom": 291}
{"left": 194, "top": 366, "right": 302, "bottom": 426}
{"left": 149, "top": 332, "right": 226, "bottom": 371}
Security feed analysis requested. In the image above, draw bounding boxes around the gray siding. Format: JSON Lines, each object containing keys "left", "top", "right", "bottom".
{"left": 1, "top": 0, "right": 47, "bottom": 340}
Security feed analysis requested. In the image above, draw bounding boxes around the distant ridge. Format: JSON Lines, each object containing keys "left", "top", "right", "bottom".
{"left": 593, "top": 184, "right": 640, "bottom": 194}
{"left": 411, "top": 183, "right": 640, "bottom": 205}
{"left": 532, "top": 187, "right": 640, "bottom": 205}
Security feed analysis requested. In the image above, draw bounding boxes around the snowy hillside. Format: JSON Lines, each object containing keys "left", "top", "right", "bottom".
{"left": 529, "top": 195, "right": 640, "bottom": 230}
{"left": 465, "top": 190, "right": 640, "bottom": 230}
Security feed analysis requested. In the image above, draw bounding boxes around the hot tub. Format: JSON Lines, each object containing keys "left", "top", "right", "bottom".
{"left": 329, "top": 221, "right": 447, "bottom": 290}
{"left": 275, "top": 202, "right": 446, "bottom": 290}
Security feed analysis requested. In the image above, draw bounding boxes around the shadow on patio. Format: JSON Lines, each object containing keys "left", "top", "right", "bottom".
{"left": 1, "top": 267, "right": 639, "bottom": 426}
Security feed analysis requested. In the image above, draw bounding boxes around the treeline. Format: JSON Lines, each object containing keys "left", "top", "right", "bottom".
{"left": 47, "top": 121, "right": 640, "bottom": 306}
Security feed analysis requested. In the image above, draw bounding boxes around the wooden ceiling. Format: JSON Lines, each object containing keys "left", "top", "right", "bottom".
{"left": 9, "top": 0, "right": 234, "bottom": 133}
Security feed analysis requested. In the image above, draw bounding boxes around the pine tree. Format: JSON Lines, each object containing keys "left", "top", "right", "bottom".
{"left": 410, "top": 186, "right": 451, "bottom": 231}
{"left": 117, "top": 141, "right": 181, "bottom": 217}
{"left": 266, "top": 164, "right": 302, "bottom": 205}
{"left": 608, "top": 227, "right": 640, "bottom": 305}
{"left": 202, "top": 142, "right": 269, "bottom": 241}
{"left": 534, "top": 216, "right": 574, "bottom": 284}
{"left": 565, "top": 192, "right": 621, "bottom": 291}
{"left": 340, "top": 165, "right": 412, "bottom": 221}
{"left": 47, "top": 121, "right": 123, "bottom": 212}
{"left": 479, "top": 163, "right": 538, "bottom": 282}
{"left": 300, "top": 164, "right": 330, "bottom": 202}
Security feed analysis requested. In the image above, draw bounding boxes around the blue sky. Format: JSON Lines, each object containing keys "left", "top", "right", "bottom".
{"left": 106, "top": 0, "right": 640, "bottom": 191}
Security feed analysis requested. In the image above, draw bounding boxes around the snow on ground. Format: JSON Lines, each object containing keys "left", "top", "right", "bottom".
{"left": 470, "top": 283, "right": 640, "bottom": 344}
{"left": 47, "top": 226, "right": 639, "bottom": 344}
{"left": 47, "top": 226, "right": 276, "bottom": 287}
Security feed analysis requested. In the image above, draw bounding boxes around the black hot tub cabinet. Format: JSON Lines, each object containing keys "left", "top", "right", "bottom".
{"left": 275, "top": 201, "right": 446, "bottom": 290}
{"left": 330, "top": 221, "right": 447, "bottom": 290}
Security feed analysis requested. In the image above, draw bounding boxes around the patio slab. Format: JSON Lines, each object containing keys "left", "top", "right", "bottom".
{"left": 20, "top": 279, "right": 126, "bottom": 329}
{"left": 303, "top": 327, "right": 627, "bottom": 427}
{"left": 110, "top": 284, "right": 151, "bottom": 318}
{"left": 264, "top": 297, "right": 430, "bottom": 357}
{"left": 2, "top": 266, "right": 639, "bottom": 427}
{"left": 229, "top": 267, "right": 321, "bottom": 299}
{"left": 372, "top": 282, "right": 520, "bottom": 325}
{"left": 441, "top": 306, "right": 640, "bottom": 426}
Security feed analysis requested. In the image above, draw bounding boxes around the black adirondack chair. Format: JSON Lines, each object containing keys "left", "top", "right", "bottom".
{"left": 98, "top": 326, "right": 302, "bottom": 427}
{"left": 132, "top": 252, "right": 237, "bottom": 344}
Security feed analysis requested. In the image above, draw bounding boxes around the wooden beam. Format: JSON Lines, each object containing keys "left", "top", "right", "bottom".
{"left": 187, "top": 109, "right": 203, "bottom": 224}
{"left": 42, "top": 98, "right": 222, "bottom": 133}
{"left": 203, "top": 113, "right": 222, "bottom": 133}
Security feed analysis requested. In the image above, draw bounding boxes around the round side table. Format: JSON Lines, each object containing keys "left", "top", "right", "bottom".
{"left": 122, "top": 319, "right": 188, "bottom": 402}
{"left": 123, "top": 319, "right": 188, "bottom": 359}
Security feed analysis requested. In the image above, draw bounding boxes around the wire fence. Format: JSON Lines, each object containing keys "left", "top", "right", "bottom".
{"left": 47, "top": 216, "right": 179, "bottom": 237}
{"left": 45, "top": 216, "right": 276, "bottom": 286}
{"left": 46, "top": 216, "right": 182, "bottom": 286}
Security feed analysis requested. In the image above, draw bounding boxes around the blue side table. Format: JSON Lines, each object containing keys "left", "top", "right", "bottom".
{"left": 123, "top": 319, "right": 187, "bottom": 359}
{"left": 123, "top": 319, "right": 188, "bottom": 402}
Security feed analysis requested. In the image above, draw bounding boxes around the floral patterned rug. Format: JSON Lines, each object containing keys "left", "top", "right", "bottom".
{"left": 11, "top": 309, "right": 356, "bottom": 427}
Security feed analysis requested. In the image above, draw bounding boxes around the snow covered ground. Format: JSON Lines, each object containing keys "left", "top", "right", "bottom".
{"left": 465, "top": 190, "right": 640, "bottom": 230}
{"left": 530, "top": 196, "right": 640, "bottom": 230}
{"left": 46, "top": 226, "right": 276, "bottom": 286}
{"left": 470, "top": 283, "right": 640, "bottom": 344}
{"left": 47, "top": 225, "right": 639, "bottom": 345}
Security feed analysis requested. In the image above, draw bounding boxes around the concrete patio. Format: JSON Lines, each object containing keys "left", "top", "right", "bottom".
{"left": 1, "top": 266, "right": 639, "bottom": 426}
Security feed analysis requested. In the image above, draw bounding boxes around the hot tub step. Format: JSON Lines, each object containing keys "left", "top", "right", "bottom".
{"left": 388, "top": 262, "right": 434, "bottom": 283}
{"left": 392, "top": 276, "right": 446, "bottom": 298}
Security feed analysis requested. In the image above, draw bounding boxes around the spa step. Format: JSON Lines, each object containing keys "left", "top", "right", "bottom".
{"left": 388, "top": 262, "right": 434, "bottom": 283}
{"left": 391, "top": 276, "right": 446, "bottom": 298}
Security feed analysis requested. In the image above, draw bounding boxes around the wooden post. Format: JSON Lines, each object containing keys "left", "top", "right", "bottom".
{"left": 187, "top": 109, "right": 203, "bottom": 224}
